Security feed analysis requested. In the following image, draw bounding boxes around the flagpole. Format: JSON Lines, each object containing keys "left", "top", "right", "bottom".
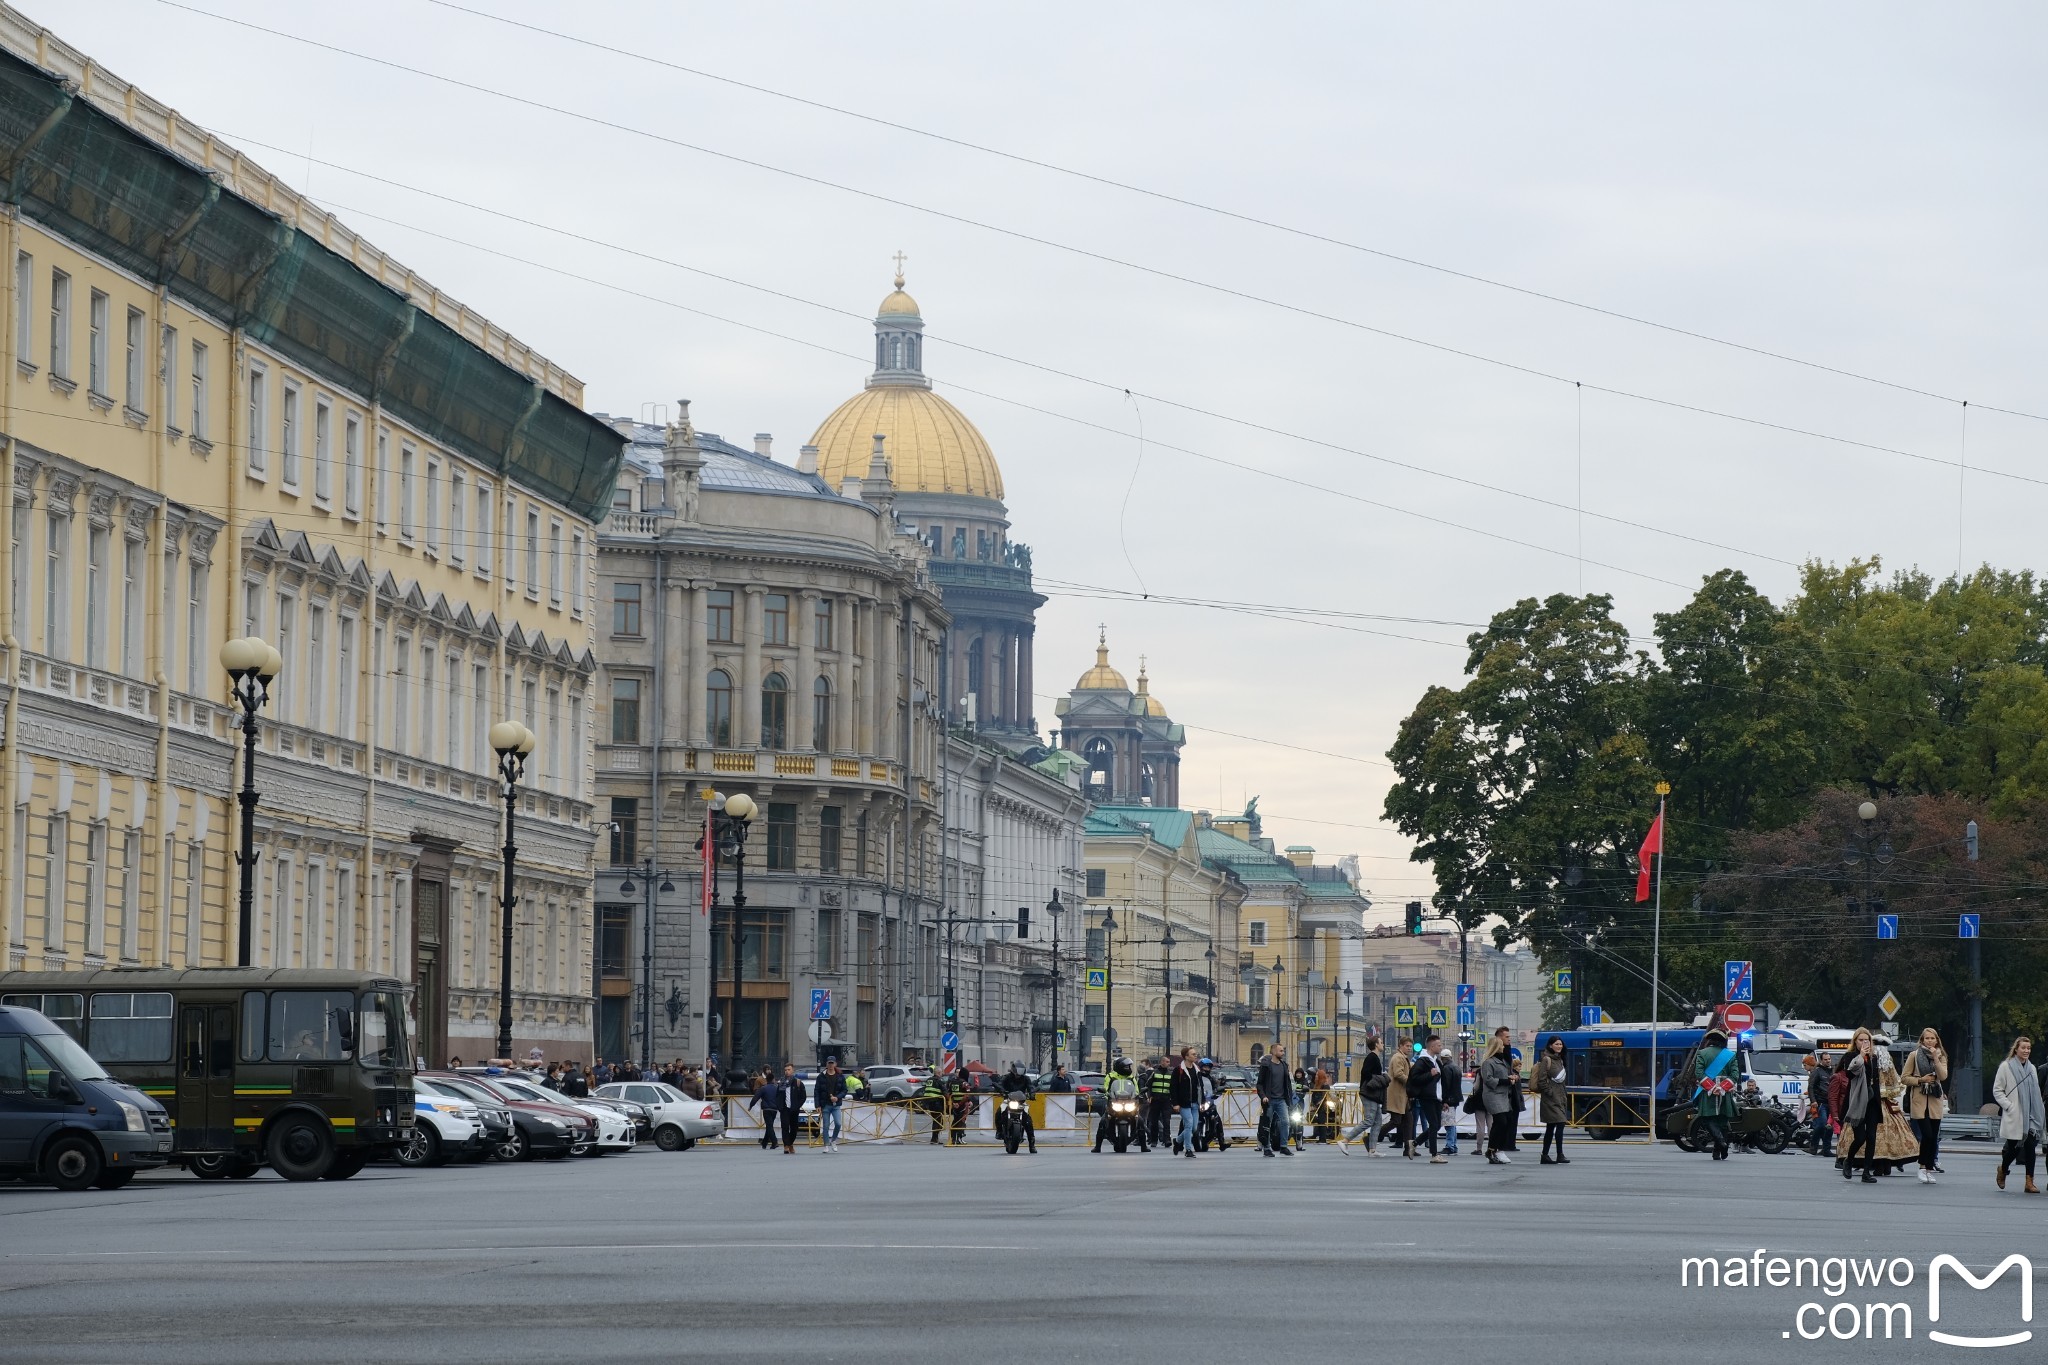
{"left": 1648, "top": 781, "right": 1669, "bottom": 1147}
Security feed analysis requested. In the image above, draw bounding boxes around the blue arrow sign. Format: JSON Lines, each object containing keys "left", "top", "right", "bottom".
{"left": 1456, "top": 983, "right": 1476, "bottom": 1006}
{"left": 810, "top": 988, "right": 831, "bottom": 1021}
{"left": 1457, "top": 1003, "right": 1476, "bottom": 1027}
{"left": 1580, "top": 1005, "right": 1604, "bottom": 1027}
{"left": 940, "top": 1030, "right": 959, "bottom": 1052}
{"left": 1724, "top": 960, "right": 1753, "bottom": 1002}
{"left": 1960, "top": 914, "right": 1980, "bottom": 940}
{"left": 1876, "top": 915, "right": 1899, "bottom": 940}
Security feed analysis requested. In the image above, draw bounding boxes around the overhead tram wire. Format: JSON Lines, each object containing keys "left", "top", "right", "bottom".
{"left": 157, "top": 2, "right": 2048, "bottom": 500}
{"left": 211, "top": 131, "right": 1800, "bottom": 575}
{"left": 422, "top": 0, "right": 2048, "bottom": 427}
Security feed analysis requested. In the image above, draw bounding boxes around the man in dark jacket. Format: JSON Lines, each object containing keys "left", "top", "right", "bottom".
{"left": 814, "top": 1059, "right": 848, "bottom": 1153}
{"left": 773, "top": 1063, "right": 807, "bottom": 1154}
{"left": 1170, "top": 1050, "right": 1201, "bottom": 1159}
{"left": 1438, "top": 1043, "right": 1464, "bottom": 1155}
{"left": 998, "top": 1063, "right": 1037, "bottom": 1153}
{"left": 1411, "top": 1036, "right": 1447, "bottom": 1162}
{"left": 560, "top": 1062, "right": 590, "bottom": 1098}
{"left": 1257, "top": 1048, "right": 1294, "bottom": 1157}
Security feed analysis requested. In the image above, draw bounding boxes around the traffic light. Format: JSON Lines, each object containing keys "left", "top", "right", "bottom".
{"left": 943, "top": 987, "right": 957, "bottom": 1024}
{"left": 1405, "top": 901, "right": 1423, "bottom": 935}
{"left": 1017, "top": 905, "right": 1030, "bottom": 938}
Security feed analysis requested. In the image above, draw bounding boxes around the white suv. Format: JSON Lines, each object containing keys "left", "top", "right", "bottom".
{"left": 401, "top": 1091, "right": 484, "bottom": 1167}
{"left": 860, "top": 1065, "right": 932, "bottom": 1101}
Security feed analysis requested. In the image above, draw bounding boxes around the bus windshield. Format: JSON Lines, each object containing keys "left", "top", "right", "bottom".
{"left": 358, "top": 990, "right": 409, "bottom": 1070}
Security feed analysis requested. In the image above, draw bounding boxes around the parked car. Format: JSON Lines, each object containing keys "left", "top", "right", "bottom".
{"left": 581, "top": 1093, "right": 652, "bottom": 1141}
{"left": 0, "top": 1003, "right": 173, "bottom": 1190}
{"left": 399, "top": 1089, "right": 485, "bottom": 1167}
{"left": 486, "top": 1075, "right": 636, "bottom": 1154}
{"left": 861, "top": 1065, "right": 932, "bottom": 1100}
{"left": 426, "top": 1072, "right": 590, "bottom": 1160}
{"left": 595, "top": 1082, "right": 726, "bottom": 1150}
{"left": 413, "top": 1076, "right": 514, "bottom": 1152}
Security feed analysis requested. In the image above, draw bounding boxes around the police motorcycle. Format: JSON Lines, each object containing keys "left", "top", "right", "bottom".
{"left": 994, "top": 1065, "right": 1033, "bottom": 1154}
{"left": 1191, "top": 1059, "right": 1230, "bottom": 1152}
{"left": 1098, "top": 1059, "right": 1145, "bottom": 1154}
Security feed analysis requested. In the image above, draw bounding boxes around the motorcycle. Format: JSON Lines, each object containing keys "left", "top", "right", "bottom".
{"left": 1101, "top": 1096, "right": 1142, "bottom": 1153}
{"left": 1192, "top": 1097, "right": 1229, "bottom": 1152}
{"left": 997, "top": 1095, "right": 1030, "bottom": 1155}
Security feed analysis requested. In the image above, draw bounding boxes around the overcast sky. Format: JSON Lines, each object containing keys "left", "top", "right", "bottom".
{"left": 72, "top": 1, "right": 2048, "bottom": 917}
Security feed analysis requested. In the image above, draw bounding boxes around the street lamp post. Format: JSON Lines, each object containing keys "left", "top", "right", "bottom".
{"left": 1844, "top": 799, "right": 1891, "bottom": 1027}
{"left": 1271, "top": 956, "right": 1286, "bottom": 1061}
{"left": 1204, "top": 946, "right": 1218, "bottom": 1061}
{"left": 1047, "top": 889, "right": 1064, "bottom": 1071}
{"left": 220, "top": 637, "right": 280, "bottom": 967}
{"left": 1101, "top": 907, "right": 1118, "bottom": 1063}
{"left": 1160, "top": 923, "right": 1177, "bottom": 1058}
{"left": 619, "top": 859, "right": 677, "bottom": 1074}
{"left": 716, "top": 793, "right": 757, "bottom": 1072}
{"left": 1342, "top": 982, "right": 1353, "bottom": 1079}
{"left": 489, "top": 720, "right": 537, "bottom": 1061}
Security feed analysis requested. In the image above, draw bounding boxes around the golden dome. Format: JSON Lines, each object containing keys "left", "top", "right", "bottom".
{"left": 879, "top": 288, "right": 921, "bottom": 316}
{"left": 1136, "top": 658, "right": 1167, "bottom": 715}
{"left": 810, "top": 386, "right": 1004, "bottom": 500}
{"left": 1076, "top": 631, "right": 1128, "bottom": 691}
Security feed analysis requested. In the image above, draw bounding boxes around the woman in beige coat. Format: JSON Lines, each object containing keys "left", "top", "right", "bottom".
{"left": 1379, "top": 1045, "right": 1411, "bottom": 1150}
{"left": 1901, "top": 1027, "right": 1949, "bottom": 1184}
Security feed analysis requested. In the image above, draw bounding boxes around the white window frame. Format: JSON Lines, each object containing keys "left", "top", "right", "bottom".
{"left": 547, "top": 518, "right": 564, "bottom": 607}
{"left": 399, "top": 444, "right": 416, "bottom": 539}
{"left": 190, "top": 339, "right": 208, "bottom": 442}
{"left": 303, "top": 860, "right": 324, "bottom": 969}
{"left": 84, "top": 820, "right": 107, "bottom": 956}
{"left": 446, "top": 652, "right": 462, "bottom": 769}
{"left": 374, "top": 429, "right": 390, "bottom": 531}
{"left": 12, "top": 250, "right": 29, "bottom": 363}
{"left": 119, "top": 829, "right": 140, "bottom": 961}
{"left": 279, "top": 381, "right": 301, "bottom": 491}
{"left": 160, "top": 322, "right": 178, "bottom": 432}
{"left": 524, "top": 506, "right": 540, "bottom": 600}
{"left": 448, "top": 469, "right": 466, "bottom": 568}
{"left": 474, "top": 482, "right": 493, "bottom": 580}
{"left": 336, "top": 864, "right": 356, "bottom": 970}
{"left": 88, "top": 288, "right": 109, "bottom": 396}
{"left": 342, "top": 413, "right": 362, "bottom": 518}
{"left": 246, "top": 363, "right": 268, "bottom": 477}
{"left": 306, "top": 603, "right": 326, "bottom": 734}
{"left": 313, "top": 397, "right": 333, "bottom": 504}
{"left": 43, "top": 510, "right": 68, "bottom": 657}
{"left": 336, "top": 613, "right": 356, "bottom": 741}
{"left": 48, "top": 268, "right": 70, "bottom": 379}
{"left": 121, "top": 532, "right": 142, "bottom": 678}
{"left": 185, "top": 560, "right": 207, "bottom": 695}
{"left": 184, "top": 842, "right": 204, "bottom": 966}
{"left": 569, "top": 530, "right": 586, "bottom": 617}
{"left": 420, "top": 648, "right": 435, "bottom": 759}
{"left": 84, "top": 523, "right": 108, "bottom": 670}
{"left": 424, "top": 455, "right": 441, "bottom": 555}
{"left": 124, "top": 306, "right": 145, "bottom": 413}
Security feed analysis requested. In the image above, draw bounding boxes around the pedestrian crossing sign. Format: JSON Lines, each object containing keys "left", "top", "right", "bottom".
{"left": 1304, "top": 1013, "right": 1319, "bottom": 1028}
{"left": 1085, "top": 968, "right": 1107, "bottom": 991}
{"left": 1428, "top": 1007, "right": 1449, "bottom": 1028}
{"left": 1394, "top": 1005, "right": 1417, "bottom": 1027}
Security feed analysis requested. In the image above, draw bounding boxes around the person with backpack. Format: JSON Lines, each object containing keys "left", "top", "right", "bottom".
{"left": 1339, "top": 1037, "right": 1386, "bottom": 1154}
{"left": 1438, "top": 1043, "right": 1465, "bottom": 1156}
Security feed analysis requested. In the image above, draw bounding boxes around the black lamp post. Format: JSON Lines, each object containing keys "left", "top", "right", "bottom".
{"left": 1160, "top": 923, "right": 1177, "bottom": 1058}
{"left": 1046, "top": 889, "right": 1064, "bottom": 1070}
{"left": 1844, "top": 799, "right": 1892, "bottom": 1026}
{"left": 1271, "top": 956, "right": 1286, "bottom": 1061}
{"left": 1341, "top": 982, "right": 1354, "bottom": 1079}
{"left": 716, "top": 793, "right": 757, "bottom": 1072}
{"left": 489, "top": 720, "right": 537, "bottom": 1061}
{"left": 618, "top": 859, "right": 677, "bottom": 1074}
{"left": 1101, "top": 906, "right": 1118, "bottom": 1062}
{"left": 1204, "top": 945, "right": 1218, "bottom": 1061}
{"left": 220, "top": 636, "right": 279, "bottom": 968}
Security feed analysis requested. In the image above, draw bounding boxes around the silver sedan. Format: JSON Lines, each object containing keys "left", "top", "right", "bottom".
{"left": 596, "top": 1083, "right": 726, "bottom": 1150}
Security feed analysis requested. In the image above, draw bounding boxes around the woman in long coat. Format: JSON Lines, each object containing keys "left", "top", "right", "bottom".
{"left": 1993, "top": 1036, "right": 2044, "bottom": 1194}
{"left": 1479, "top": 1038, "right": 1522, "bottom": 1165}
{"left": 1534, "top": 1035, "right": 1570, "bottom": 1165}
{"left": 1379, "top": 1044, "right": 1412, "bottom": 1150}
{"left": 1901, "top": 1028, "right": 1949, "bottom": 1184}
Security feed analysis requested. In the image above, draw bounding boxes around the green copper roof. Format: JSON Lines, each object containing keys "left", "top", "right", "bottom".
{"left": 1085, "top": 805, "right": 1194, "bottom": 850}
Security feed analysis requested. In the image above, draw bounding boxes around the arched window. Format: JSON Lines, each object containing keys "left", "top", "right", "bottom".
{"left": 761, "top": 672, "right": 789, "bottom": 749}
{"left": 813, "top": 675, "right": 832, "bottom": 751}
{"left": 906, "top": 334, "right": 919, "bottom": 370}
{"left": 1083, "top": 737, "right": 1114, "bottom": 793}
{"left": 888, "top": 335, "right": 901, "bottom": 369}
{"left": 875, "top": 335, "right": 885, "bottom": 370}
{"left": 707, "top": 669, "right": 734, "bottom": 748}
{"left": 1141, "top": 760, "right": 1156, "bottom": 802}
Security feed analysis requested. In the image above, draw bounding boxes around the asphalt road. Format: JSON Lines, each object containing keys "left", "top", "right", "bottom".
{"left": 0, "top": 1135, "right": 2038, "bottom": 1363}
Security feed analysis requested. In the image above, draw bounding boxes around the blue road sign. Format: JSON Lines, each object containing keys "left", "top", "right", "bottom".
{"left": 1960, "top": 914, "right": 1980, "bottom": 940}
{"left": 1551, "top": 969, "right": 1572, "bottom": 993}
{"left": 1876, "top": 914, "right": 1899, "bottom": 940}
{"left": 810, "top": 988, "right": 831, "bottom": 1021}
{"left": 1456, "top": 983, "right": 1476, "bottom": 1006}
{"left": 1580, "top": 1005, "right": 1604, "bottom": 1027}
{"left": 1457, "top": 1003, "right": 1476, "bottom": 1027}
{"left": 1428, "top": 1007, "right": 1449, "bottom": 1028}
{"left": 1085, "top": 968, "right": 1108, "bottom": 991}
{"left": 1724, "top": 960, "right": 1754, "bottom": 1002}
{"left": 940, "top": 1030, "right": 959, "bottom": 1052}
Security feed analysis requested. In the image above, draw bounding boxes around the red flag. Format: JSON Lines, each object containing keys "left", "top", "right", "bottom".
{"left": 1634, "top": 810, "right": 1664, "bottom": 903}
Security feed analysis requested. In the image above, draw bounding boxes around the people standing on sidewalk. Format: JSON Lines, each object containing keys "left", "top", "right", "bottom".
{"left": 815, "top": 1058, "right": 847, "bottom": 1153}
{"left": 1993, "top": 1036, "right": 2043, "bottom": 1193}
{"left": 1257, "top": 1047, "right": 1294, "bottom": 1157}
{"left": 1535, "top": 1035, "right": 1570, "bottom": 1164}
{"left": 1838, "top": 1028, "right": 1886, "bottom": 1184}
{"left": 1339, "top": 1038, "right": 1385, "bottom": 1155}
{"left": 1901, "top": 1028, "right": 1947, "bottom": 1184}
{"left": 1480, "top": 1034, "right": 1523, "bottom": 1164}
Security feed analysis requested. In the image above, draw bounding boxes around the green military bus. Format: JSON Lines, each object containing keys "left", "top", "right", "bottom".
{"left": 0, "top": 967, "right": 414, "bottom": 1181}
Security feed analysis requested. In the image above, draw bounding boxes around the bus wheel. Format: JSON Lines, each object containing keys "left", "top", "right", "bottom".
{"left": 188, "top": 1153, "right": 233, "bottom": 1180}
{"left": 43, "top": 1135, "right": 103, "bottom": 1192}
{"left": 228, "top": 1152, "right": 263, "bottom": 1179}
{"left": 266, "top": 1115, "right": 334, "bottom": 1182}
{"left": 321, "top": 1152, "right": 366, "bottom": 1181}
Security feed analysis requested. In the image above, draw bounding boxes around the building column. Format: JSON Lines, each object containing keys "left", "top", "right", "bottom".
{"left": 740, "top": 586, "right": 764, "bottom": 748}
{"left": 797, "top": 590, "right": 819, "bottom": 749}
{"left": 1002, "top": 629, "right": 1020, "bottom": 727}
{"left": 834, "top": 598, "right": 855, "bottom": 755}
{"left": 662, "top": 575, "right": 687, "bottom": 750}
{"left": 853, "top": 600, "right": 874, "bottom": 755}
{"left": 688, "top": 581, "right": 712, "bottom": 746}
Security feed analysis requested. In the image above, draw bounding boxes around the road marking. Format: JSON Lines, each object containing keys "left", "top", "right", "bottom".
{"left": 7, "top": 1241, "right": 1030, "bottom": 1259}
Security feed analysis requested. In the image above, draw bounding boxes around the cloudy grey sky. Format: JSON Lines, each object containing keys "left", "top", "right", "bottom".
{"left": 72, "top": 1, "right": 2048, "bottom": 914}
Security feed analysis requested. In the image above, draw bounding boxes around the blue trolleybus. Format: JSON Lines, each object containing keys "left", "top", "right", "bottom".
{"left": 1532, "top": 1024, "right": 1707, "bottom": 1139}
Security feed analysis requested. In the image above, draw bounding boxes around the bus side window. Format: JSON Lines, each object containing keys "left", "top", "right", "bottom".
{"left": 181, "top": 1009, "right": 206, "bottom": 1080}
{"left": 240, "top": 992, "right": 266, "bottom": 1063}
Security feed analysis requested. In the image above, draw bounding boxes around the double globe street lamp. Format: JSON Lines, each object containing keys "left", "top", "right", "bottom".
{"left": 220, "top": 636, "right": 282, "bottom": 968}
{"left": 490, "top": 720, "right": 538, "bottom": 1061}
{"left": 708, "top": 791, "right": 757, "bottom": 1077}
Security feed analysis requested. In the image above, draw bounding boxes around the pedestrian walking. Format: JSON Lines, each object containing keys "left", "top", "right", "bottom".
{"left": 1838, "top": 1028, "right": 1888, "bottom": 1184}
{"left": 1257, "top": 1047, "right": 1294, "bottom": 1157}
{"left": 1338, "top": 1037, "right": 1385, "bottom": 1155}
{"left": 815, "top": 1058, "right": 848, "bottom": 1152}
{"left": 1171, "top": 1049, "right": 1201, "bottom": 1159}
{"left": 1438, "top": 1045, "right": 1463, "bottom": 1155}
{"left": 1901, "top": 1028, "right": 1948, "bottom": 1184}
{"left": 1803, "top": 1053, "right": 1833, "bottom": 1157}
{"left": 774, "top": 1063, "right": 807, "bottom": 1154}
{"left": 1480, "top": 1035, "right": 1522, "bottom": 1164}
{"left": 1381, "top": 1043, "right": 1411, "bottom": 1150}
{"left": 1410, "top": 1037, "right": 1447, "bottom": 1162}
{"left": 751, "top": 1071, "right": 778, "bottom": 1151}
{"left": 1690, "top": 1029, "right": 1739, "bottom": 1161}
{"left": 1993, "top": 1036, "right": 2043, "bottom": 1193}
{"left": 1535, "top": 1034, "right": 1570, "bottom": 1164}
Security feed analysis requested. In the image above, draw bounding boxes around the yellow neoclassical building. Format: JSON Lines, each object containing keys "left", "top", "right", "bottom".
{"left": 0, "top": 9, "right": 623, "bottom": 1063}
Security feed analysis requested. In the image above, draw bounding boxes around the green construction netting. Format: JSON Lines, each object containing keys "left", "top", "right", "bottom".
{"left": 0, "top": 50, "right": 622, "bottom": 520}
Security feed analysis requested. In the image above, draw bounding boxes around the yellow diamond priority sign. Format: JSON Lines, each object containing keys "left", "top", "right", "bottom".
{"left": 1878, "top": 991, "right": 1901, "bottom": 1020}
